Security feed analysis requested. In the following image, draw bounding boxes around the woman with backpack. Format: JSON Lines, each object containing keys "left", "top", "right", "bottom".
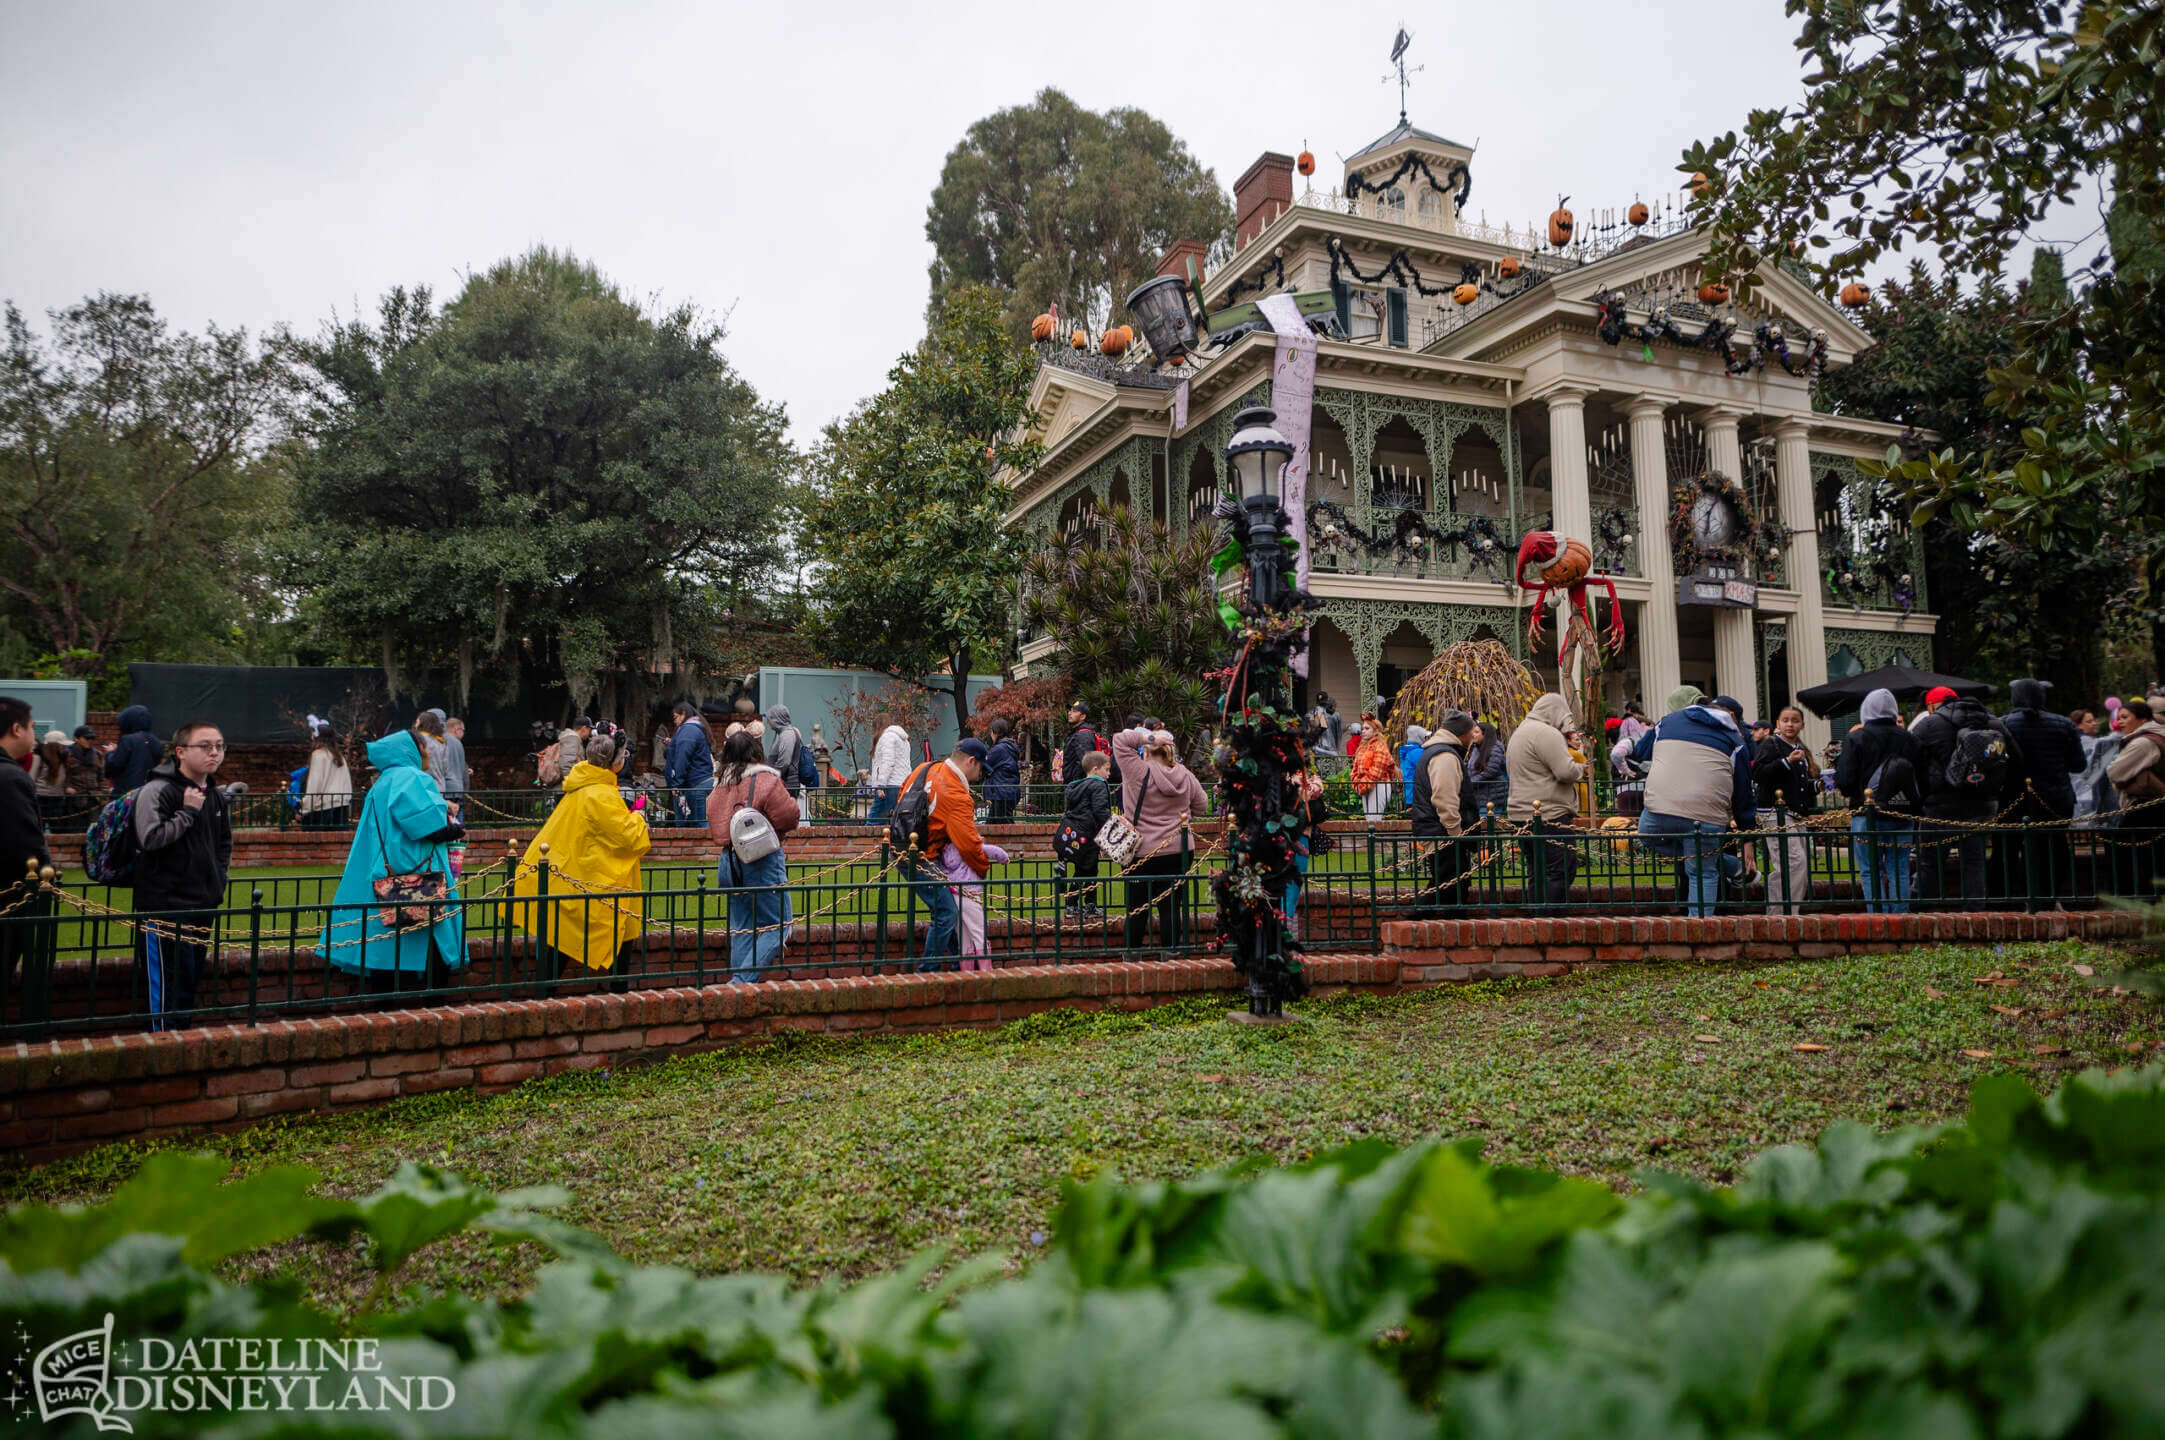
{"left": 27, "top": 730, "right": 70, "bottom": 824}
{"left": 707, "top": 728, "right": 800, "bottom": 982}
{"left": 1113, "top": 726, "right": 1207, "bottom": 951}
{"left": 299, "top": 726, "right": 354, "bottom": 830}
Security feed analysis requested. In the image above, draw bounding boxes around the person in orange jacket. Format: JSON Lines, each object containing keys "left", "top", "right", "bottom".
{"left": 900, "top": 738, "right": 989, "bottom": 969}
{"left": 1350, "top": 714, "right": 1397, "bottom": 822}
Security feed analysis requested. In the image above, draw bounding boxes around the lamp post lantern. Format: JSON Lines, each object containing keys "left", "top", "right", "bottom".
{"left": 1212, "top": 406, "right": 1312, "bottom": 1021}
{"left": 1125, "top": 274, "right": 1201, "bottom": 364}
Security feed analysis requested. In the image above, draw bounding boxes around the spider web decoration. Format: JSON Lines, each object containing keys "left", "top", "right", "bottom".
{"left": 1586, "top": 420, "right": 1638, "bottom": 574}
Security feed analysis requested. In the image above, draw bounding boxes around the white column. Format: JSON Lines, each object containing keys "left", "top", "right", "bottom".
{"left": 1701, "top": 408, "right": 1758, "bottom": 719}
{"left": 1544, "top": 387, "right": 1594, "bottom": 541}
{"left": 1776, "top": 422, "right": 1831, "bottom": 753}
{"left": 1628, "top": 395, "right": 1681, "bottom": 707}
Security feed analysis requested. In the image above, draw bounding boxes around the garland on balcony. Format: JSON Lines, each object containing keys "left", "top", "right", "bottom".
{"left": 1328, "top": 239, "right": 1456, "bottom": 297}
{"left": 1344, "top": 150, "right": 1473, "bottom": 210}
{"left": 1669, "top": 473, "right": 1787, "bottom": 575}
{"left": 1224, "top": 253, "right": 1287, "bottom": 304}
{"left": 1821, "top": 522, "right": 1917, "bottom": 612}
{"left": 1591, "top": 290, "right": 1831, "bottom": 380}
{"left": 1305, "top": 498, "right": 1510, "bottom": 581}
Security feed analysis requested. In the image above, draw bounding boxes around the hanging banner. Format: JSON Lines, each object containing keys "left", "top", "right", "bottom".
{"left": 1258, "top": 293, "right": 1317, "bottom": 677}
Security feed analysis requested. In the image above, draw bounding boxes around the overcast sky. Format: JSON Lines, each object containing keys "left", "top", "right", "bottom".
{"left": 0, "top": 1, "right": 2103, "bottom": 449}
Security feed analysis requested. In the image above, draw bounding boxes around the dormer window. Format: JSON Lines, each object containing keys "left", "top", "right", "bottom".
{"left": 1417, "top": 190, "right": 1444, "bottom": 227}
{"left": 1381, "top": 187, "right": 1407, "bottom": 223}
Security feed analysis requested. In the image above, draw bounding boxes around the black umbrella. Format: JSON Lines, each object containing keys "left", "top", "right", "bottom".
{"left": 1795, "top": 666, "right": 1997, "bottom": 720}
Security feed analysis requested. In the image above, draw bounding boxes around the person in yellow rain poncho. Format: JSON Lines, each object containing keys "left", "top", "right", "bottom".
{"left": 510, "top": 731, "right": 650, "bottom": 986}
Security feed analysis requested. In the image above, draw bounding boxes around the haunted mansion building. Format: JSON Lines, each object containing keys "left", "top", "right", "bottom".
{"left": 1005, "top": 111, "right": 1930, "bottom": 751}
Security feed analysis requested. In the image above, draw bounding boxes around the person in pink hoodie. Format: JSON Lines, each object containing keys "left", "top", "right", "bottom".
{"left": 940, "top": 836, "right": 1011, "bottom": 968}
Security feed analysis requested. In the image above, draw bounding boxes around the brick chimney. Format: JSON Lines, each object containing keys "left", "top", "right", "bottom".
{"left": 1233, "top": 152, "right": 1295, "bottom": 249}
{"left": 1154, "top": 239, "right": 1207, "bottom": 281}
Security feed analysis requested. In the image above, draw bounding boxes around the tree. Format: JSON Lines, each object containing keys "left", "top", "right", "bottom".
{"left": 926, "top": 90, "right": 1233, "bottom": 340}
{"left": 803, "top": 287, "right": 1042, "bottom": 736}
{"left": 967, "top": 674, "right": 1066, "bottom": 772}
{"left": 1681, "top": 0, "right": 2165, "bottom": 674}
{"left": 827, "top": 681, "right": 934, "bottom": 778}
{"left": 283, "top": 249, "right": 794, "bottom": 717}
{"left": 0, "top": 294, "right": 289, "bottom": 682}
{"left": 1023, "top": 504, "right": 1223, "bottom": 744}
{"left": 1815, "top": 261, "right": 2137, "bottom": 695}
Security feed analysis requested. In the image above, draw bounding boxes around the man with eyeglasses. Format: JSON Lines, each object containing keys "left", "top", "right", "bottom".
{"left": 132, "top": 720, "right": 233, "bottom": 1029}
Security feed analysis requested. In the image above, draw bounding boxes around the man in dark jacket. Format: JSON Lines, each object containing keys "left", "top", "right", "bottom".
{"left": 1833, "top": 688, "right": 1923, "bottom": 913}
{"left": 1407, "top": 712, "right": 1478, "bottom": 914}
{"left": 2000, "top": 678, "right": 2087, "bottom": 908}
{"left": 133, "top": 720, "right": 234, "bottom": 1029}
{"left": 104, "top": 704, "right": 161, "bottom": 794}
{"left": 983, "top": 720, "right": 1022, "bottom": 824}
{"left": 664, "top": 701, "right": 714, "bottom": 826}
{"left": 0, "top": 698, "right": 54, "bottom": 1023}
{"left": 1062, "top": 701, "right": 1121, "bottom": 799}
{"left": 1911, "top": 693, "right": 2022, "bottom": 906}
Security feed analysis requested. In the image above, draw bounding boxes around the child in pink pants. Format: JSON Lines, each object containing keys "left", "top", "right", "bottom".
{"left": 941, "top": 841, "right": 1010, "bottom": 969}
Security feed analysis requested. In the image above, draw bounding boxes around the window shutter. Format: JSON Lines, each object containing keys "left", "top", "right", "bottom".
{"left": 1331, "top": 277, "right": 1350, "bottom": 336}
{"left": 1387, "top": 288, "right": 1408, "bottom": 347}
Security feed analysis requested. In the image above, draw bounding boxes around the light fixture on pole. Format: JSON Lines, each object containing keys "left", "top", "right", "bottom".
{"left": 1225, "top": 406, "right": 1292, "bottom": 612}
{"left": 1125, "top": 275, "right": 1200, "bottom": 364}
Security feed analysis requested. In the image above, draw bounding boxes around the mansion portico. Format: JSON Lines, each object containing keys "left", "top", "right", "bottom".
{"left": 1007, "top": 117, "right": 1933, "bottom": 751}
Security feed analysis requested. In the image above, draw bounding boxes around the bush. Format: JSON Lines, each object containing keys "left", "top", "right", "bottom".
{"left": 4, "top": 1065, "right": 2162, "bottom": 1436}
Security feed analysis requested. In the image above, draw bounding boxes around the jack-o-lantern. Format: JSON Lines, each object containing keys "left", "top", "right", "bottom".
{"left": 1071, "top": 328, "right": 1087, "bottom": 349}
{"left": 1840, "top": 282, "right": 1870, "bottom": 307}
{"left": 1453, "top": 282, "right": 1479, "bottom": 305}
{"left": 1498, "top": 256, "right": 1521, "bottom": 279}
{"left": 1099, "top": 325, "right": 1130, "bottom": 356}
{"left": 1628, "top": 200, "right": 1649, "bottom": 226}
{"left": 1030, "top": 313, "right": 1055, "bottom": 341}
{"left": 1697, "top": 281, "right": 1731, "bottom": 305}
{"left": 1548, "top": 204, "right": 1575, "bottom": 247}
{"left": 1297, "top": 149, "right": 1315, "bottom": 176}
{"left": 1685, "top": 171, "right": 1709, "bottom": 196}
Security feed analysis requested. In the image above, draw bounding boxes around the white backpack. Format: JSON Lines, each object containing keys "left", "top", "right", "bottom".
{"left": 729, "top": 773, "right": 781, "bottom": 862}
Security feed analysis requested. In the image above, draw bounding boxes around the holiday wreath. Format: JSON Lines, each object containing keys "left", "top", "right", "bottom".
{"left": 1669, "top": 472, "right": 1786, "bottom": 575}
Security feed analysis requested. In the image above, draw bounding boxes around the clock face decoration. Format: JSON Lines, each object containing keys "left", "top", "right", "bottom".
{"left": 1690, "top": 493, "right": 1739, "bottom": 548}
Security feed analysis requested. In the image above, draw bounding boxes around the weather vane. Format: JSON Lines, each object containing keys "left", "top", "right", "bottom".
{"left": 1384, "top": 27, "right": 1421, "bottom": 124}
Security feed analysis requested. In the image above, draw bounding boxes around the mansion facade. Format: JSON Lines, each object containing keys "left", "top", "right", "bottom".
{"left": 1007, "top": 117, "right": 1932, "bottom": 751}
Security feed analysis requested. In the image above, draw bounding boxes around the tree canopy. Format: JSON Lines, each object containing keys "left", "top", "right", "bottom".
{"left": 282, "top": 248, "right": 793, "bottom": 715}
{"left": 1683, "top": 0, "right": 2165, "bottom": 675}
{"left": 802, "top": 287, "right": 1041, "bottom": 735}
{"left": 0, "top": 294, "right": 289, "bottom": 695}
{"left": 926, "top": 89, "right": 1233, "bottom": 339}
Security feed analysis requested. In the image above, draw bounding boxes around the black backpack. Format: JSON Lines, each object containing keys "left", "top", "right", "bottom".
{"left": 887, "top": 764, "right": 937, "bottom": 852}
{"left": 1945, "top": 723, "right": 2012, "bottom": 796}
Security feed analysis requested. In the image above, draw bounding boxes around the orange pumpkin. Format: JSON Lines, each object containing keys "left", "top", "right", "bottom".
{"left": 1697, "top": 281, "right": 1731, "bottom": 305}
{"left": 1030, "top": 313, "right": 1054, "bottom": 341}
{"left": 1497, "top": 256, "right": 1521, "bottom": 279}
{"left": 984, "top": 446, "right": 997, "bottom": 464}
{"left": 1548, "top": 206, "right": 1575, "bottom": 246}
{"left": 1071, "top": 328, "right": 1087, "bottom": 349}
{"left": 1099, "top": 325, "right": 1130, "bottom": 356}
{"left": 1685, "top": 171, "right": 1709, "bottom": 196}
{"left": 1628, "top": 201, "right": 1649, "bottom": 226}
{"left": 1840, "top": 282, "right": 1870, "bottom": 307}
{"left": 1297, "top": 150, "right": 1315, "bottom": 176}
{"left": 1453, "top": 282, "right": 1479, "bottom": 305}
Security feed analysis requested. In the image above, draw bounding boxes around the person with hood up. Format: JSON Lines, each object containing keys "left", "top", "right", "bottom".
{"left": 763, "top": 705, "right": 807, "bottom": 815}
{"left": 1912, "top": 690, "right": 2022, "bottom": 906}
{"left": 1506, "top": 693, "right": 1587, "bottom": 911}
{"left": 1633, "top": 693, "right": 1756, "bottom": 917}
{"left": 2000, "top": 678, "right": 2087, "bottom": 907}
{"left": 867, "top": 720, "right": 912, "bottom": 821}
{"left": 1396, "top": 724, "right": 1430, "bottom": 811}
{"left": 1350, "top": 714, "right": 1396, "bottom": 821}
{"left": 511, "top": 730, "right": 650, "bottom": 986}
{"left": 105, "top": 704, "right": 161, "bottom": 794}
{"left": 664, "top": 700, "right": 714, "bottom": 826}
{"left": 325, "top": 729, "right": 466, "bottom": 996}
{"left": 1833, "top": 688, "right": 1923, "bottom": 913}
{"left": 983, "top": 719, "right": 1022, "bottom": 824}
{"left": 1407, "top": 712, "right": 1477, "bottom": 914}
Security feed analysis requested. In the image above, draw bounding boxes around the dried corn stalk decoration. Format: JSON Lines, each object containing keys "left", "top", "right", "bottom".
{"left": 1389, "top": 640, "right": 1543, "bottom": 743}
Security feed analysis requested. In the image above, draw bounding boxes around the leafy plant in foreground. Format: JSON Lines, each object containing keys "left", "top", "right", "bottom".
{"left": 2, "top": 1066, "right": 2161, "bottom": 1437}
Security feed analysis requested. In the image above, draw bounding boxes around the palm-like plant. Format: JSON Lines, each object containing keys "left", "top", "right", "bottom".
{"left": 1023, "top": 504, "right": 1225, "bottom": 747}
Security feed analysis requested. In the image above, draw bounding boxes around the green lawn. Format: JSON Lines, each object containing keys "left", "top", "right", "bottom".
{"left": 5, "top": 940, "right": 2157, "bottom": 1315}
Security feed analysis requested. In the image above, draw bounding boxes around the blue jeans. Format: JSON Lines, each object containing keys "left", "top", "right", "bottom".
{"left": 906, "top": 855, "right": 956, "bottom": 969}
{"left": 1850, "top": 813, "right": 1913, "bottom": 913}
{"left": 680, "top": 778, "right": 714, "bottom": 828}
{"left": 868, "top": 785, "right": 899, "bottom": 822}
{"left": 722, "top": 847, "right": 790, "bottom": 982}
{"left": 1638, "top": 813, "right": 1740, "bottom": 919}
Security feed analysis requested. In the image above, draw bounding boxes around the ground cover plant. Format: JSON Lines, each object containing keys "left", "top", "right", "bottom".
{"left": 7, "top": 943, "right": 2156, "bottom": 1309}
{"left": 1, "top": 1019, "right": 2159, "bottom": 1435}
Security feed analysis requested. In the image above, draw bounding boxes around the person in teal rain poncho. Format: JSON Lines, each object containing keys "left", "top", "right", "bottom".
{"left": 325, "top": 730, "right": 467, "bottom": 993}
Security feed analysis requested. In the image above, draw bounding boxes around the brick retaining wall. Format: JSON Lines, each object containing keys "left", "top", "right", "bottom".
{"left": 0, "top": 909, "right": 2137, "bottom": 1163}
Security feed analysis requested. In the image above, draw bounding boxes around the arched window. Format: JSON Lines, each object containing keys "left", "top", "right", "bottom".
{"left": 1416, "top": 190, "right": 1444, "bottom": 227}
{"left": 1382, "top": 187, "right": 1407, "bottom": 223}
